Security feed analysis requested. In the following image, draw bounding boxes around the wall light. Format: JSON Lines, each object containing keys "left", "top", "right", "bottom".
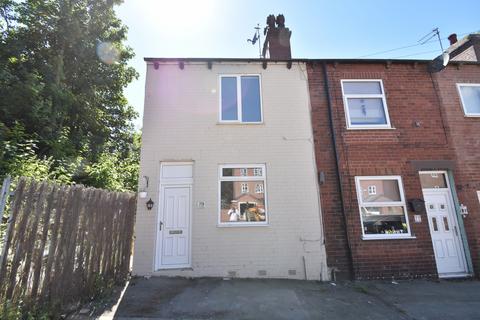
{"left": 146, "top": 198, "right": 154, "bottom": 211}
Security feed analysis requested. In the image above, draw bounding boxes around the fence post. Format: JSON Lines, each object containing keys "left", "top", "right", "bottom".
{"left": 0, "top": 176, "right": 11, "bottom": 220}
{"left": 0, "top": 176, "right": 12, "bottom": 275}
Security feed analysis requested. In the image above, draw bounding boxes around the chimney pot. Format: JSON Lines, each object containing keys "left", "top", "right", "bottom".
{"left": 448, "top": 33, "right": 458, "bottom": 45}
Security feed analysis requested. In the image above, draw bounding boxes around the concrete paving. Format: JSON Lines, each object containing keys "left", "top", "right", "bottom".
{"left": 113, "top": 277, "right": 480, "bottom": 320}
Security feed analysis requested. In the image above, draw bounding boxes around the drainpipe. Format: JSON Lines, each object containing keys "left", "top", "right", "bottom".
{"left": 322, "top": 62, "right": 355, "bottom": 280}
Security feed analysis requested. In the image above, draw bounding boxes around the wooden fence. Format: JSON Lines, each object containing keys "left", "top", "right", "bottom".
{"left": 0, "top": 177, "right": 136, "bottom": 313}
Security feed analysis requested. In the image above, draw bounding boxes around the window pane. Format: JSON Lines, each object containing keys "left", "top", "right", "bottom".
{"left": 432, "top": 217, "right": 438, "bottom": 231}
{"left": 348, "top": 98, "right": 387, "bottom": 125}
{"left": 241, "top": 183, "right": 248, "bottom": 193}
{"left": 443, "top": 217, "right": 449, "bottom": 231}
{"left": 255, "top": 183, "right": 264, "bottom": 193}
{"left": 459, "top": 86, "right": 480, "bottom": 114}
{"left": 359, "top": 179, "right": 401, "bottom": 202}
{"left": 241, "top": 76, "right": 262, "bottom": 122}
{"left": 361, "top": 206, "right": 408, "bottom": 235}
{"left": 220, "top": 181, "right": 266, "bottom": 223}
{"left": 222, "top": 167, "right": 263, "bottom": 177}
{"left": 221, "top": 77, "right": 238, "bottom": 120}
{"left": 343, "top": 81, "right": 382, "bottom": 94}
{"left": 253, "top": 168, "right": 262, "bottom": 176}
{"left": 419, "top": 173, "right": 447, "bottom": 189}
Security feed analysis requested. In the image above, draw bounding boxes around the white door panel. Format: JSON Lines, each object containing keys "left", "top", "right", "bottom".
{"left": 424, "top": 191, "right": 466, "bottom": 276}
{"left": 159, "top": 186, "right": 191, "bottom": 266}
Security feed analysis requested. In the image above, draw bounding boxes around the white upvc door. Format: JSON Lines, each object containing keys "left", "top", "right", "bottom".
{"left": 423, "top": 189, "right": 467, "bottom": 277}
{"left": 156, "top": 163, "right": 193, "bottom": 270}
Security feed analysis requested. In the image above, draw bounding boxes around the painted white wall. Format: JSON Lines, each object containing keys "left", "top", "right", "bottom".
{"left": 133, "top": 61, "right": 329, "bottom": 280}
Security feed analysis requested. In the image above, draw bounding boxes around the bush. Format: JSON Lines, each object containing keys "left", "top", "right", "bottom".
{"left": 0, "top": 122, "right": 140, "bottom": 192}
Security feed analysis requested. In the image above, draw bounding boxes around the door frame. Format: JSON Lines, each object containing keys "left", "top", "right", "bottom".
{"left": 155, "top": 162, "right": 193, "bottom": 271}
{"left": 420, "top": 170, "right": 468, "bottom": 278}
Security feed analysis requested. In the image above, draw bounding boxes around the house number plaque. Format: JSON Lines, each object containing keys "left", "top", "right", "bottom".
{"left": 169, "top": 230, "right": 183, "bottom": 234}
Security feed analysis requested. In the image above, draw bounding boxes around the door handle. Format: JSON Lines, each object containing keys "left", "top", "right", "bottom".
{"left": 159, "top": 221, "right": 163, "bottom": 231}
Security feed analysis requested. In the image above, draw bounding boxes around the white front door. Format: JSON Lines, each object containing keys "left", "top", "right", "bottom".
{"left": 157, "top": 186, "right": 191, "bottom": 268}
{"left": 423, "top": 190, "right": 467, "bottom": 277}
{"left": 156, "top": 162, "right": 193, "bottom": 270}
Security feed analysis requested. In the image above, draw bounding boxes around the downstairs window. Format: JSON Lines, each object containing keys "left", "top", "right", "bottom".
{"left": 355, "top": 176, "right": 411, "bottom": 239}
{"left": 219, "top": 165, "right": 267, "bottom": 225}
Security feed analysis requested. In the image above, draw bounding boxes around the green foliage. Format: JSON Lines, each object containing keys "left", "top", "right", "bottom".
{"left": 0, "top": 299, "right": 53, "bottom": 320}
{"left": 83, "top": 131, "right": 140, "bottom": 192}
{"left": 0, "top": 0, "right": 140, "bottom": 191}
{"left": 0, "top": 300, "right": 22, "bottom": 320}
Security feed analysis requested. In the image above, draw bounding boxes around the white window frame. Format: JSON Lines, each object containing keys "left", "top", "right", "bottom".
{"left": 219, "top": 74, "right": 263, "bottom": 123}
{"left": 368, "top": 185, "right": 377, "bottom": 195}
{"left": 218, "top": 164, "right": 268, "bottom": 227}
{"left": 456, "top": 83, "right": 480, "bottom": 117}
{"left": 253, "top": 168, "right": 262, "bottom": 176}
{"left": 241, "top": 183, "right": 249, "bottom": 193}
{"left": 341, "top": 79, "right": 392, "bottom": 129}
{"left": 255, "top": 183, "right": 264, "bottom": 194}
{"left": 419, "top": 170, "right": 449, "bottom": 189}
{"left": 355, "top": 176, "right": 412, "bottom": 240}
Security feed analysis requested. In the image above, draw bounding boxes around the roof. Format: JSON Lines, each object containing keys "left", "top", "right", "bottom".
{"left": 144, "top": 57, "right": 480, "bottom": 66}
{"left": 448, "top": 33, "right": 480, "bottom": 62}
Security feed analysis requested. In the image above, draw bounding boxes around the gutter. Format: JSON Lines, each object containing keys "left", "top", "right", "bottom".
{"left": 144, "top": 57, "right": 480, "bottom": 66}
{"left": 321, "top": 62, "right": 355, "bottom": 280}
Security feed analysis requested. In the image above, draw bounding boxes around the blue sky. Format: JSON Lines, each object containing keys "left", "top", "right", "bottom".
{"left": 115, "top": 0, "right": 480, "bottom": 128}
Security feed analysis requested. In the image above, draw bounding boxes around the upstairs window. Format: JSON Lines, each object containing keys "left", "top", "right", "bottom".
{"left": 341, "top": 80, "right": 391, "bottom": 129}
{"left": 220, "top": 75, "right": 262, "bottom": 123}
{"left": 253, "top": 168, "right": 262, "bottom": 176}
{"left": 457, "top": 84, "right": 480, "bottom": 117}
{"left": 241, "top": 183, "right": 249, "bottom": 193}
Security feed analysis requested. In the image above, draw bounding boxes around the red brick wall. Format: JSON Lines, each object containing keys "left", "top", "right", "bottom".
{"left": 433, "top": 64, "right": 480, "bottom": 275}
{"left": 308, "top": 62, "right": 461, "bottom": 279}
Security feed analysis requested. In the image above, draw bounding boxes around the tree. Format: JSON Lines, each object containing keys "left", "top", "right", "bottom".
{"left": 0, "top": 0, "right": 139, "bottom": 191}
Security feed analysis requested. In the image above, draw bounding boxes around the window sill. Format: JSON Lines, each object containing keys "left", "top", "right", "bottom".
{"left": 463, "top": 114, "right": 480, "bottom": 117}
{"left": 217, "top": 122, "right": 264, "bottom": 125}
{"left": 217, "top": 223, "right": 269, "bottom": 228}
{"left": 346, "top": 126, "right": 396, "bottom": 130}
{"left": 362, "top": 235, "right": 416, "bottom": 241}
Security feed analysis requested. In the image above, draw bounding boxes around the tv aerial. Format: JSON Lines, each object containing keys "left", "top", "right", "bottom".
{"left": 419, "top": 28, "right": 450, "bottom": 72}
{"left": 247, "top": 24, "right": 262, "bottom": 58}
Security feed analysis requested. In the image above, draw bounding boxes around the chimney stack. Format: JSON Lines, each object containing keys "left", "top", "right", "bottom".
{"left": 448, "top": 33, "right": 458, "bottom": 45}
{"left": 262, "top": 14, "right": 292, "bottom": 59}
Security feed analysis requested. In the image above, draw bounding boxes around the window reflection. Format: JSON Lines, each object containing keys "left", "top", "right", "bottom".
{"left": 419, "top": 173, "right": 447, "bottom": 189}
{"left": 220, "top": 166, "right": 267, "bottom": 224}
{"left": 360, "top": 180, "right": 401, "bottom": 202}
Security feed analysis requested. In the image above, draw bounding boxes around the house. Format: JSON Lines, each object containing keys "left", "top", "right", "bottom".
{"left": 132, "top": 57, "right": 330, "bottom": 280}
{"left": 133, "top": 16, "right": 480, "bottom": 280}
{"left": 307, "top": 36, "right": 480, "bottom": 279}
{"left": 431, "top": 54, "right": 480, "bottom": 278}
{"left": 447, "top": 33, "right": 480, "bottom": 62}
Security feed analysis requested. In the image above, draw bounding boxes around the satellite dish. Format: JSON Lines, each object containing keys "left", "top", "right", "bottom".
{"left": 442, "top": 51, "right": 450, "bottom": 66}
{"left": 420, "top": 27, "right": 450, "bottom": 73}
{"left": 428, "top": 52, "right": 450, "bottom": 73}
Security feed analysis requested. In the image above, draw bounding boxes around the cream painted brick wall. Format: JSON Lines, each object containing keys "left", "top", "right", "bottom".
{"left": 133, "top": 61, "right": 329, "bottom": 280}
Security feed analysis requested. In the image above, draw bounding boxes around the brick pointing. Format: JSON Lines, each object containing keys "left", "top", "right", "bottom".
{"left": 433, "top": 64, "right": 480, "bottom": 275}
{"left": 308, "top": 62, "right": 462, "bottom": 279}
